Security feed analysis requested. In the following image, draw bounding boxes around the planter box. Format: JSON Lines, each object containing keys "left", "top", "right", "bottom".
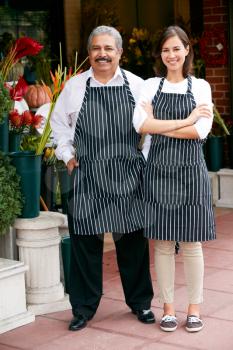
{"left": 0, "top": 258, "right": 35, "bottom": 334}
{"left": 216, "top": 168, "right": 233, "bottom": 208}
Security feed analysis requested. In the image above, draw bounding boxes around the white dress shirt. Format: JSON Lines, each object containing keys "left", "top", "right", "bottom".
{"left": 50, "top": 67, "right": 143, "bottom": 164}
{"left": 133, "top": 76, "right": 214, "bottom": 159}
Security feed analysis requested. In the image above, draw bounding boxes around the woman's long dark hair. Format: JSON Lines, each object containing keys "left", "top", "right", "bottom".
{"left": 154, "top": 26, "right": 194, "bottom": 78}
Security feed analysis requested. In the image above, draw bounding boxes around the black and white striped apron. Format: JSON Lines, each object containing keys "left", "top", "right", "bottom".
{"left": 70, "top": 70, "right": 145, "bottom": 235}
{"left": 144, "top": 76, "right": 216, "bottom": 242}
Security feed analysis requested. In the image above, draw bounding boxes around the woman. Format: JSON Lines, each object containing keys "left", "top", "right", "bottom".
{"left": 133, "top": 25, "right": 216, "bottom": 333}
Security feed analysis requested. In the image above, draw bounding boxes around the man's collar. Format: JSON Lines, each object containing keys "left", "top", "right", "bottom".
{"left": 87, "top": 66, "right": 123, "bottom": 84}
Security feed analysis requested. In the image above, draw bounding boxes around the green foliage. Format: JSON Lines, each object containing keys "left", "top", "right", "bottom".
{"left": 0, "top": 72, "right": 13, "bottom": 124}
{"left": 122, "top": 27, "right": 156, "bottom": 79}
{"left": 210, "top": 105, "right": 230, "bottom": 136}
{"left": 20, "top": 133, "right": 42, "bottom": 152}
{"left": 0, "top": 152, "right": 23, "bottom": 235}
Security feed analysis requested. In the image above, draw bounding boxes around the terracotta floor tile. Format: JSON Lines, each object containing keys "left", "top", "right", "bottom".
{"left": 214, "top": 207, "right": 233, "bottom": 217}
{"left": 2, "top": 208, "right": 233, "bottom": 350}
{"left": 159, "top": 316, "right": 233, "bottom": 350}
{"left": 0, "top": 345, "right": 19, "bottom": 350}
{"left": 215, "top": 221, "right": 233, "bottom": 235}
{"left": 92, "top": 307, "right": 161, "bottom": 341}
{"left": 42, "top": 309, "right": 72, "bottom": 322}
{"left": 172, "top": 286, "right": 233, "bottom": 316}
{"left": 202, "top": 247, "right": 233, "bottom": 269}
{"left": 0, "top": 317, "right": 69, "bottom": 350}
{"left": 204, "top": 269, "right": 233, "bottom": 293}
{"left": 34, "top": 328, "right": 146, "bottom": 350}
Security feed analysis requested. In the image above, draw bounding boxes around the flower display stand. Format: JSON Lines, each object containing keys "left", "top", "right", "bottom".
{"left": 0, "top": 258, "right": 35, "bottom": 334}
{"left": 215, "top": 169, "right": 233, "bottom": 208}
{"left": 14, "top": 211, "right": 71, "bottom": 315}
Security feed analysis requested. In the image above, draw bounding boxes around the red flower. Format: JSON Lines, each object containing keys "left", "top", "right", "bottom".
{"left": 13, "top": 37, "right": 43, "bottom": 62}
{"left": 5, "top": 77, "right": 28, "bottom": 101}
{"left": 22, "top": 110, "right": 33, "bottom": 125}
{"left": 32, "top": 114, "right": 43, "bottom": 128}
{"left": 9, "top": 109, "right": 22, "bottom": 128}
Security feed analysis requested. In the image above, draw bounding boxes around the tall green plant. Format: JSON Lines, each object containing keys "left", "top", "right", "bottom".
{"left": 0, "top": 72, "right": 13, "bottom": 124}
{"left": 0, "top": 152, "right": 23, "bottom": 235}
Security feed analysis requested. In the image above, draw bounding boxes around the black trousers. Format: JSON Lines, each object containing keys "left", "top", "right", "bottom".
{"left": 68, "top": 229, "right": 154, "bottom": 319}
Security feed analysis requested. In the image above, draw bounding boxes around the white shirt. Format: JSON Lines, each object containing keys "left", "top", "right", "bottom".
{"left": 133, "top": 76, "right": 213, "bottom": 159}
{"left": 50, "top": 67, "right": 143, "bottom": 164}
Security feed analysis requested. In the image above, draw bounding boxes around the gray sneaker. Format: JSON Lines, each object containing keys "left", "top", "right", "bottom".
{"left": 185, "top": 315, "right": 204, "bottom": 332}
{"left": 160, "top": 315, "right": 178, "bottom": 332}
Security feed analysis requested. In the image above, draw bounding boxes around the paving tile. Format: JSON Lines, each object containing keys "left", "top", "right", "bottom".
{"left": 92, "top": 307, "right": 162, "bottom": 341}
{"left": 42, "top": 309, "right": 72, "bottom": 322}
{"left": 137, "top": 342, "right": 192, "bottom": 350}
{"left": 172, "top": 286, "right": 233, "bottom": 317}
{"left": 215, "top": 210, "right": 233, "bottom": 220}
{"left": 0, "top": 317, "right": 69, "bottom": 350}
{"left": 211, "top": 302, "right": 233, "bottom": 321}
{"left": 214, "top": 208, "right": 233, "bottom": 217}
{"left": 204, "top": 236, "right": 233, "bottom": 251}
{"left": 0, "top": 345, "right": 20, "bottom": 350}
{"left": 215, "top": 221, "right": 233, "bottom": 235}
{"left": 34, "top": 328, "right": 146, "bottom": 350}
{"left": 204, "top": 268, "right": 233, "bottom": 293}
{"left": 202, "top": 247, "right": 233, "bottom": 269}
{"left": 159, "top": 316, "right": 233, "bottom": 350}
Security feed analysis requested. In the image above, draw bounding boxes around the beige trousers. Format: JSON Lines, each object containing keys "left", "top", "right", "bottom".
{"left": 154, "top": 240, "right": 204, "bottom": 304}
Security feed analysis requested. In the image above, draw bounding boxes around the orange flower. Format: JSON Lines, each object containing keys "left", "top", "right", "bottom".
{"left": 32, "top": 114, "right": 43, "bottom": 128}
{"left": 22, "top": 110, "right": 33, "bottom": 125}
{"left": 9, "top": 109, "right": 22, "bottom": 128}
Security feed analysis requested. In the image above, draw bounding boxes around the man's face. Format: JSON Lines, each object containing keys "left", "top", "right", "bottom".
{"left": 88, "top": 34, "right": 123, "bottom": 77}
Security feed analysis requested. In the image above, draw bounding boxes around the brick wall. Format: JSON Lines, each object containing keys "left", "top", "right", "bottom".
{"left": 203, "top": 0, "right": 230, "bottom": 116}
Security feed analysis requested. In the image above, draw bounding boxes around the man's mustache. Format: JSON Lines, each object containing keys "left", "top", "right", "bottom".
{"left": 95, "top": 57, "right": 112, "bottom": 62}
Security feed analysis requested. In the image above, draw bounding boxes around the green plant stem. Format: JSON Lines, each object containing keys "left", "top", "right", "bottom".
{"left": 213, "top": 105, "right": 230, "bottom": 136}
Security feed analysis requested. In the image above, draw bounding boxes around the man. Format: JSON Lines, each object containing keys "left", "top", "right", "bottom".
{"left": 51, "top": 25, "right": 154, "bottom": 331}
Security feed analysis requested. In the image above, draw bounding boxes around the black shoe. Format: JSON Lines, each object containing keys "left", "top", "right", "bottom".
{"left": 132, "top": 309, "right": 155, "bottom": 324}
{"left": 68, "top": 314, "right": 87, "bottom": 331}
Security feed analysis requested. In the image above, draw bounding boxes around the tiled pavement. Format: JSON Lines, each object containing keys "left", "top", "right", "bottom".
{"left": 1, "top": 208, "right": 233, "bottom": 350}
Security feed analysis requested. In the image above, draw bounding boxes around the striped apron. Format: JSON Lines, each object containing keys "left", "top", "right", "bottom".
{"left": 144, "top": 76, "right": 216, "bottom": 242}
{"left": 70, "top": 69, "right": 145, "bottom": 235}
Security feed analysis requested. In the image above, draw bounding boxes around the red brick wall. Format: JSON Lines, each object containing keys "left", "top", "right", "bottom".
{"left": 203, "top": 0, "right": 230, "bottom": 116}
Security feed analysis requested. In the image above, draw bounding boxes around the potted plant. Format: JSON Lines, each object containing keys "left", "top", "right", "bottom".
{"left": 0, "top": 152, "right": 22, "bottom": 235}
{"left": 205, "top": 105, "right": 230, "bottom": 172}
{"left": 0, "top": 73, "right": 13, "bottom": 152}
{"left": 223, "top": 115, "right": 233, "bottom": 169}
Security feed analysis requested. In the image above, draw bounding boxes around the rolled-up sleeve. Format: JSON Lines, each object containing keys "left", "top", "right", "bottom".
{"left": 50, "top": 84, "right": 76, "bottom": 165}
{"left": 193, "top": 79, "right": 214, "bottom": 139}
{"left": 133, "top": 78, "right": 157, "bottom": 133}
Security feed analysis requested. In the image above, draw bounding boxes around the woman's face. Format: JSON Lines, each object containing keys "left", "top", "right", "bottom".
{"left": 161, "top": 35, "right": 189, "bottom": 74}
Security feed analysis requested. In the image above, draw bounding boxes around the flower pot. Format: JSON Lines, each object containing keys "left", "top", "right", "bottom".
{"left": 9, "top": 151, "right": 42, "bottom": 218}
{"left": 0, "top": 113, "right": 9, "bottom": 153}
{"left": 227, "top": 135, "right": 233, "bottom": 169}
{"left": 9, "top": 132, "right": 21, "bottom": 152}
{"left": 206, "top": 136, "right": 224, "bottom": 172}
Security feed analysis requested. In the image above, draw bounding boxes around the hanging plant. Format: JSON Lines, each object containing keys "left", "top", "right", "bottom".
{"left": 0, "top": 152, "right": 23, "bottom": 235}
